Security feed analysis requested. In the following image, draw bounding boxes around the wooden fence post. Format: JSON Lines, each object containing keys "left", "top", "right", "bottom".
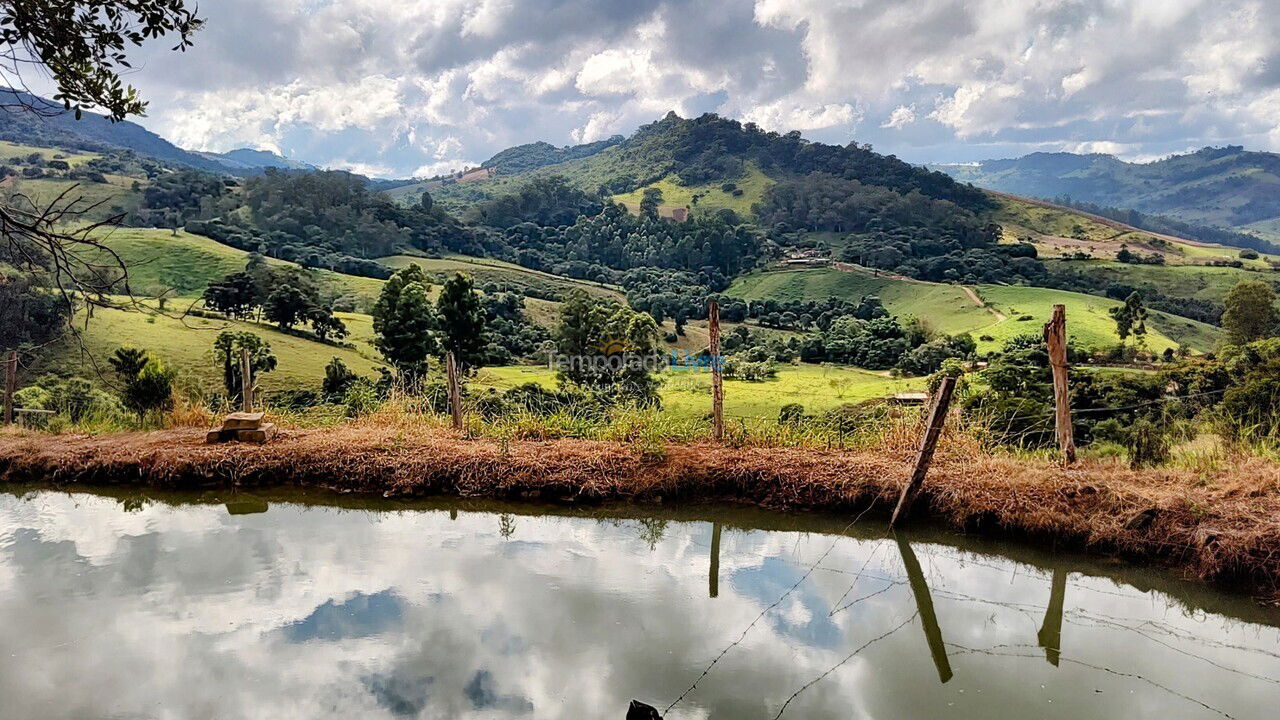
{"left": 446, "top": 351, "right": 463, "bottom": 431}
{"left": 708, "top": 300, "right": 723, "bottom": 441}
{"left": 1044, "top": 304, "right": 1076, "bottom": 464}
{"left": 240, "top": 348, "right": 254, "bottom": 413}
{"left": 890, "top": 375, "right": 957, "bottom": 527}
{"left": 3, "top": 351, "right": 16, "bottom": 426}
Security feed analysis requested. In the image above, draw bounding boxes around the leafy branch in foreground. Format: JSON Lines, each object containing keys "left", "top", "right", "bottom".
{"left": 0, "top": 0, "right": 203, "bottom": 120}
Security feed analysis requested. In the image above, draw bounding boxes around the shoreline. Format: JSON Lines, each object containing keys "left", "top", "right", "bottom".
{"left": 2, "top": 426, "right": 1278, "bottom": 601}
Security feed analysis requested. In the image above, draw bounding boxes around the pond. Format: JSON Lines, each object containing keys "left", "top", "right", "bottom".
{"left": 1, "top": 487, "right": 1277, "bottom": 719}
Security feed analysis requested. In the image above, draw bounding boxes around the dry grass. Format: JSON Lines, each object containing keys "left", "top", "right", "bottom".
{"left": 2, "top": 424, "right": 1279, "bottom": 600}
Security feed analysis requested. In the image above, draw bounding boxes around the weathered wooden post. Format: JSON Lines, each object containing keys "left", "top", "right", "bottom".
{"left": 1044, "top": 304, "right": 1076, "bottom": 464}
{"left": 3, "top": 350, "right": 16, "bottom": 426}
{"left": 446, "top": 351, "right": 463, "bottom": 430}
{"left": 708, "top": 300, "right": 723, "bottom": 441}
{"left": 240, "top": 348, "right": 254, "bottom": 413}
{"left": 890, "top": 375, "right": 957, "bottom": 527}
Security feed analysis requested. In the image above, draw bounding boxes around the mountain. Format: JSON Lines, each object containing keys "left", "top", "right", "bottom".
{"left": 196, "top": 148, "right": 315, "bottom": 172}
{"left": 0, "top": 90, "right": 229, "bottom": 172}
{"left": 935, "top": 147, "right": 1280, "bottom": 241}
{"left": 411, "top": 111, "right": 991, "bottom": 216}
{"left": 481, "top": 136, "right": 624, "bottom": 174}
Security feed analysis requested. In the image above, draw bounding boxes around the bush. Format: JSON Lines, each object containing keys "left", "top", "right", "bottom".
{"left": 1124, "top": 418, "right": 1171, "bottom": 467}
{"left": 779, "top": 403, "right": 806, "bottom": 425}
{"left": 341, "top": 379, "right": 380, "bottom": 417}
{"left": 121, "top": 360, "right": 175, "bottom": 418}
{"left": 1222, "top": 376, "right": 1280, "bottom": 440}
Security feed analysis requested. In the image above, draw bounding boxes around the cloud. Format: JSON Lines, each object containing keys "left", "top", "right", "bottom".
{"left": 882, "top": 105, "right": 917, "bottom": 130}
{"left": 119, "top": 0, "right": 1280, "bottom": 173}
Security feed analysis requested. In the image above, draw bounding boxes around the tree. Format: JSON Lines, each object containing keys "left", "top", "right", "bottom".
{"left": 202, "top": 272, "right": 260, "bottom": 319}
{"left": 555, "top": 289, "right": 661, "bottom": 404}
{"left": 1, "top": 1, "right": 203, "bottom": 346}
{"left": 436, "top": 272, "right": 486, "bottom": 373}
{"left": 1222, "top": 280, "right": 1279, "bottom": 345}
{"left": 1109, "top": 292, "right": 1147, "bottom": 345}
{"left": 309, "top": 306, "right": 348, "bottom": 342}
{"left": 323, "top": 357, "right": 358, "bottom": 397}
{"left": 212, "top": 331, "right": 277, "bottom": 404}
{"left": 639, "top": 187, "right": 664, "bottom": 220}
{"left": 372, "top": 267, "right": 439, "bottom": 381}
{"left": 108, "top": 347, "right": 149, "bottom": 380}
{"left": 109, "top": 347, "right": 173, "bottom": 419}
{"left": 264, "top": 284, "right": 311, "bottom": 331}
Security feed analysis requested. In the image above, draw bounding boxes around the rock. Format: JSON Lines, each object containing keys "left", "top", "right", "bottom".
{"left": 1124, "top": 508, "right": 1160, "bottom": 531}
{"left": 627, "top": 700, "right": 662, "bottom": 719}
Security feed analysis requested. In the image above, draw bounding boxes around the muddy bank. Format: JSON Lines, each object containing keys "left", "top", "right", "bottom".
{"left": 2, "top": 426, "right": 1278, "bottom": 600}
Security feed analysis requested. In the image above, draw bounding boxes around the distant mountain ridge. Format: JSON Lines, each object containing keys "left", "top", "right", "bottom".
{"left": 0, "top": 90, "right": 230, "bottom": 172}
{"left": 0, "top": 90, "right": 313, "bottom": 175}
{"left": 936, "top": 146, "right": 1280, "bottom": 240}
{"left": 195, "top": 147, "right": 315, "bottom": 171}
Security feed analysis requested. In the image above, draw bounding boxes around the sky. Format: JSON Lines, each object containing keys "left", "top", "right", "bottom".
{"left": 103, "top": 0, "right": 1280, "bottom": 178}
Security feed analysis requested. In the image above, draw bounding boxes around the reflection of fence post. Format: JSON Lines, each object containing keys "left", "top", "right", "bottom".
{"left": 709, "top": 300, "right": 723, "bottom": 442}
{"left": 1038, "top": 568, "right": 1067, "bottom": 666}
{"left": 240, "top": 348, "right": 254, "bottom": 413}
{"left": 446, "top": 351, "right": 464, "bottom": 431}
{"left": 1044, "top": 304, "right": 1076, "bottom": 464}
{"left": 896, "top": 533, "right": 953, "bottom": 684}
{"left": 890, "top": 376, "right": 956, "bottom": 527}
{"left": 709, "top": 521, "right": 721, "bottom": 598}
{"left": 3, "top": 350, "right": 16, "bottom": 426}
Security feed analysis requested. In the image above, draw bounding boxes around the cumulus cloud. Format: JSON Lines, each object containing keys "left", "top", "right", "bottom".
{"left": 117, "top": 0, "right": 1280, "bottom": 174}
{"left": 882, "top": 105, "right": 917, "bottom": 130}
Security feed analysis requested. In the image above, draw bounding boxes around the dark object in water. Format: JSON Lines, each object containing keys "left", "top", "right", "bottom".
{"left": 628, "top": 700, "right": 662, "bottom": 719}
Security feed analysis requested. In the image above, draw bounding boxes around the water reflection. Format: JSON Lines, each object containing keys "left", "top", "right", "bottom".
{"left": 896, "top": 533, "right": 953, "bottom": 684}
{"left": 0, "top": 487, "right": 1278, "bottom": 720}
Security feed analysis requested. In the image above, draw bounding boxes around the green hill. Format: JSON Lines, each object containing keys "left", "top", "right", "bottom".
{"left": 83, "top": 228, "right": 386, "bottom": 310}
{"left": 727, "top": 266, "right": 1221, "bottom": 353}
{"left": 377, "top": 254, "right": 624, "bottom": 302}
{"left": 34, "top": 304, "right": 386, "bottom": 393}
{"left": 610, "top": 163, "right": 773, "bottom": 219}
{"left": 1045, "top": 259, "right": 1280, "bottom": 304}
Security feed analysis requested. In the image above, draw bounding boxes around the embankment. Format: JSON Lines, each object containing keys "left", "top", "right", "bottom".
{"left": 2, "top": 426, "right": 1278, "bottom": 600}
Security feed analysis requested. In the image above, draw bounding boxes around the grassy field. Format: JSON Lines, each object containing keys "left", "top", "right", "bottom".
{"left": 378, "top": 254, "right": 624, "bottom": 302}
{"left": 6, "top": 176, "right": 142, "bottom": 221}
{"left": 727, "top": 267, "right": 995, "bottom": 336}
{"left": 610, "top": 163, "right": 773, "bottom": 218}
{"left": 0, "top": 140, "right": 99, "bottom": 167}
{"left": 974, "top": 285, "right": 1220, "bottom": 352}
{"left": 995, "top": 195, "right": 1149, "bottom": 244}
{"left": 725, "top": 266, "right": 1221, "bottom": 352}
{"left": 36, "top": 304, "right": 386, "bottom": 392}
{"left": 83, "top": 228, "right": 388, "bottom": 309}
{"left": 1046, "top": 259, "right": 1279, "bottom": 303}
{"left": 474, "top": 363, "right": 922, "bottom": 419}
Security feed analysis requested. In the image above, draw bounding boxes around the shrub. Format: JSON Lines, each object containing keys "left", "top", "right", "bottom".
{"left": 779, "top": 403, "right": 806, "bottom": 425}
{"left": 341, "top": 380, "right": 380, "bottom": 417}
{"left": 1221, "top": 376, "right": 1280, "bottom": 440}
{"left": 1124, "top": 418, "right": 1171, "bottom": 467}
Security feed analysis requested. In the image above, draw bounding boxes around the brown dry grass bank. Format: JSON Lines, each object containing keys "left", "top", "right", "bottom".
{"left": 2, "top": 426, "right": 1279, "bottom": 600}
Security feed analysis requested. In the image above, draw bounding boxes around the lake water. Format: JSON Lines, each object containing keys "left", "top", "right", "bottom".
{"left": 1, "top": 488, "right": 1277, "bottom": 720}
